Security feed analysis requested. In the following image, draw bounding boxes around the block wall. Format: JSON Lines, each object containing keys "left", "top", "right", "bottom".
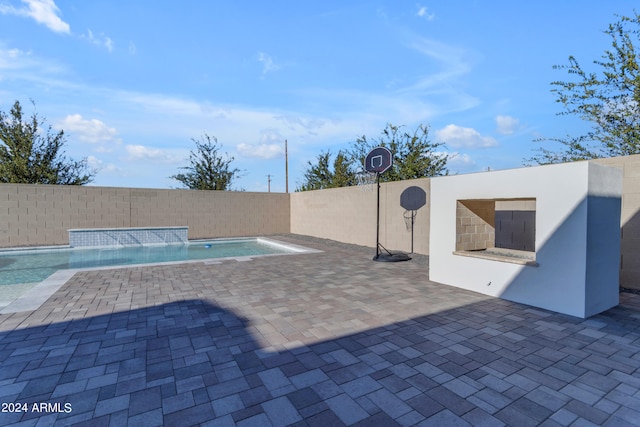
{"left": 0, "top": 184, "right": 289, "bottom": 247}
{"left": 455, "top": 200, "right": 495, "bottom": 251}
{"left": 128, "top": 189, "right": 290, "bottom": 239}
{"left": 592, "top": 155, "right": 640, "bottom": 289}
{"left": 0, "top": 185, "right": 131, "bottom": 247}
{"left": 290, "top": 178, "right": 430, "bottom": 255}
{"left": 1, "top": 152, "right": 640, "bottom": 290}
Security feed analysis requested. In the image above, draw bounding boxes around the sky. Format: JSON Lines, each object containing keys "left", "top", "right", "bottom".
{"left": 0, "top": 1, "right": 637, "bottom": 192}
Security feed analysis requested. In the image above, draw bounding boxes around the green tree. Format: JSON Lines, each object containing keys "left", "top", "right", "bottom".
{"left": 349, "top": 123, "right": 449, "bottom": 182}
{"left": 170, "top": 134, "right": 241, "bottom": 190}
{"left": 297, "top": 150, "right": 354, "bottom": 191}
{"left": 0, "top": 100, "right": 94, "bottom": 185}
{"left": 297, "top": 123, "right": 449, "bottom": 191}
{"left": 527, "top": 12, "right": 640, "bottom": 165}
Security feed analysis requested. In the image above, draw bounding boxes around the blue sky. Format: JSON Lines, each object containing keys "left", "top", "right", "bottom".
{"left": 0, "top": 1, "right": 637, "bottom": 192}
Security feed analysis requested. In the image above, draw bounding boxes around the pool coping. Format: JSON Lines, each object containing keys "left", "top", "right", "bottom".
{"left": 0, "top": 237, "right": 321, "bottom": 314}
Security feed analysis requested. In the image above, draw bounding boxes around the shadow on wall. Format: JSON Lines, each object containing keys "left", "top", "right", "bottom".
{"left": 289, "top": 179, "right": 431, "bottom": 255}
{"left": 499, "top": 195, "right": 621, "bottom": 318}
{"left": 2, "top": 297, "right": 640, "bottom": 425}
{"left": 429, "top": 161, "right": 623, "bottom": 318}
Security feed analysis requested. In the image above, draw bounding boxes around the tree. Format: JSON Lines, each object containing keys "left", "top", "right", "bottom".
{"left": 297, "top": 123, "right": 449, "bottom": 191}
{"left": 170, "top": 134, "right": 241, "bottom": 190}
{"left": 348, "top": 123, "right": 449, "bottom": 182}
{"left": 297, "top": 150, "right": 354, "bottom": 191}
{"left": 0, "top": 100, "right": 95, "bottom": 185}
{"left": 527, "top": 12, "right": 640, "bottom": 165}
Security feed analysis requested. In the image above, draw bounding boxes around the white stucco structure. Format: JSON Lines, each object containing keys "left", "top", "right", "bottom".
{"left": 429, "top": 162, "right": 622, "bottom": 318}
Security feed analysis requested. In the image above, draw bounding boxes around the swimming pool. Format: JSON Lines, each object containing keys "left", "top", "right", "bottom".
{"left": 0, "top": 238, "right": 299, "bottom": 286}
{"left": 0, "top": 237, "right": 318, "bottom": 312}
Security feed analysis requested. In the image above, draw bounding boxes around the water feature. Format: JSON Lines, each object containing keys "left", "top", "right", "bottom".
{"left": 68, "top": 226, "right": 189, "bottom": 248}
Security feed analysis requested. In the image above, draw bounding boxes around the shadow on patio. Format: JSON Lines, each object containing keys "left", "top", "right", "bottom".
{"left": 1, "top": 293, "right": 640, "bottom": 426}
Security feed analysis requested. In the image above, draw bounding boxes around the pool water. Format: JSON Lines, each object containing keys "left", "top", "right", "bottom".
{"left": 0, "top": 238, "right": 295, "bottom": 286}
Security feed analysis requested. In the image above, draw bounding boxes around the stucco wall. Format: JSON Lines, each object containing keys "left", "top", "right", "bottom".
{"left": 0, "top": 184, "right": 290, "bottom": 247}
{"left": 430, "top": 162, "right": 621, "bottom": 318}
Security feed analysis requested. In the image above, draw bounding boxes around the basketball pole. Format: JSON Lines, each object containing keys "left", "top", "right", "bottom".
{"left": 375, "top": 171, "right": 380, "bottom": 259}
{"left": 366, "top": 146, "right": 410, "bottom": 262}
{"left": 411, "top": 211, "right": 415, "bottom": 253}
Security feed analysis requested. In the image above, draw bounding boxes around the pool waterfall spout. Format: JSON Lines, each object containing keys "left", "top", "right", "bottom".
{"left": 68, "top": 227, "right": 189, "bottom": 248}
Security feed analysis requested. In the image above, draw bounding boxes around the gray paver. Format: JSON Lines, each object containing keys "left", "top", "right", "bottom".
{"left": 262, "top": 396, "right": 302, "bottom": 426}
{"left": 367, "top": 388, "right": 412, "bottom": 418}
{"left": 0, "top": 235, "right": 639, "bottom": 426}
{"left": 93, "top": 394, "right": 130, "bottom": 417}
{"left": 325, "top": 394, "right": 369, "bottom": 425}
{"left": 420, "top": 409, "right": 472, "bottom": 427}
{"left": 341, "top": 376, "right": 383, "bottom": 398}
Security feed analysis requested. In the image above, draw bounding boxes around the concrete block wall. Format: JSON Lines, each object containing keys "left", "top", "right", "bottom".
{"left": 592, "top": 155, "right": 640, "bottom": 288}
{"left": 0, "top": 184, "right": 131, "bottom": 247}
{"left": 290, "top": 155, "right": 640, "bottom": 290}
{"left": 1, "top": 153, "right": 639, "bottom": 289}
{"left": 290, "top": 178, "right": 430, "bottom": 255}
{"left": 0, "top": 184, "right": 289, "bottom": 247}
{"left": 129, "top": 189, "right": 290, "bottom": 239}
{"left": 455, "top": 200, "right": 496, "bottom": 251}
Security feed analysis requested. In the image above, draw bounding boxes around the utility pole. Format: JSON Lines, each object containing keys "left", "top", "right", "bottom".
{"left": 267, "top": 174, "right": 272, "bottom": 192}
{"left": 285, "top": 140, "right": 289, "bottom": 193}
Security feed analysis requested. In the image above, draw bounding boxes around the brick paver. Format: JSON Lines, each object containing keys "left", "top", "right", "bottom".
{"left": 1, "top": 234, "right": 640, "bottom": 426}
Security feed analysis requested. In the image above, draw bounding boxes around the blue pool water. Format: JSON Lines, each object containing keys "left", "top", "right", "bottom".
{"left": 0, "top": 238, "right": 295, "bottom": 286}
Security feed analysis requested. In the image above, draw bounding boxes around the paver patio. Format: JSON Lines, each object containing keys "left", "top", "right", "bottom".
{"left": 1, "top": 234, "right": 639, "bottom": 426}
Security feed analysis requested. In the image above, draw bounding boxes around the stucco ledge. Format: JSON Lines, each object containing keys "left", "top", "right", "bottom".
{"left": 452, "top": 250, "right": 539, "bottom": 267}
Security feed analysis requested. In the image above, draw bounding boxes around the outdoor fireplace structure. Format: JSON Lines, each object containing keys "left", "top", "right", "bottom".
{"left": 429, "top": 161, "right": 622, "bottom": 318}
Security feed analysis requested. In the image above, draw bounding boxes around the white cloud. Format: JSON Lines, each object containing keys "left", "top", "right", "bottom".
{"left": 257, "top": 52, "right": 280, "bottom": 75}
{"left": 237, "top": 143, "right": 283, "bottom": 159}
{"left": 0, "top": 2, "right": 116, "bottom": 52}
{"left": 447, "top": 152, "right": 475, "bottom": 170}
{"left": 87, "top": 155, "right": 119, "bottom": 173}
{"left": 0, "top": 0, "right": 70, "bottom": 34}
{"left": 59, "top": 114, "right": 119, "bottom": 143}
{"left": 416, "top": 5, "right": 435, "bottom": 20}
{"left": 0, "top": 44, "right": 69, "bottom": 80}
{"left": 81, "top": 30, "right": 113, "bottom": 52}
{"left": 275, "top": 115, "right": 327, "bottom": 135}
{"left": 403, "top": 37, "right": 472, "bottom": 92}
{"left": 128, "top": 42, "right": 136, "bottom": 55}
{"left": 436, "top": 124, "right": 498, "bottom": 149}
{"left": 495, "top": 115, "right": 519, "bottom": 135}
{"left": 124, "top": 145, "right": 180, "bottom": 163}
{"left": 0, "top": 47, "right": 28, "bottom": 71}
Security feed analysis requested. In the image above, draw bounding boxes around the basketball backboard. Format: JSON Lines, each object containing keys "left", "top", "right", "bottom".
{"left": 364, "top": 147, "right": 392, "bottom": 174}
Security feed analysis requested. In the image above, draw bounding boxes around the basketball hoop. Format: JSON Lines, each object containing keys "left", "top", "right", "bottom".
{"left": 355, "top": 171, "right": 376, "bottom": 192}
{"left": 362, "top": 147, "right": 411, "bottom": 262}
{"left": 403, "top": 210, "right": 416, "bottom": 231}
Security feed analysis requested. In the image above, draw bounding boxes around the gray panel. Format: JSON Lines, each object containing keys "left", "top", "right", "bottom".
{"left": 495, "top": 210, "right": 535, "bottom": 251}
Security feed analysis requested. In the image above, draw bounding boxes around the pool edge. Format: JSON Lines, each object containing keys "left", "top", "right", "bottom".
{"left": 0, "top": 237, "right": 322, "bottom": 315}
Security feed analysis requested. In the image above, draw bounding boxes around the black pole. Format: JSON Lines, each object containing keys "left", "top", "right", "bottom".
{"left": 411, "top": 211, "right": 415, "bottom": 253}
{"left": 375, "top": 172, "right": 380, "bottom": 259}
